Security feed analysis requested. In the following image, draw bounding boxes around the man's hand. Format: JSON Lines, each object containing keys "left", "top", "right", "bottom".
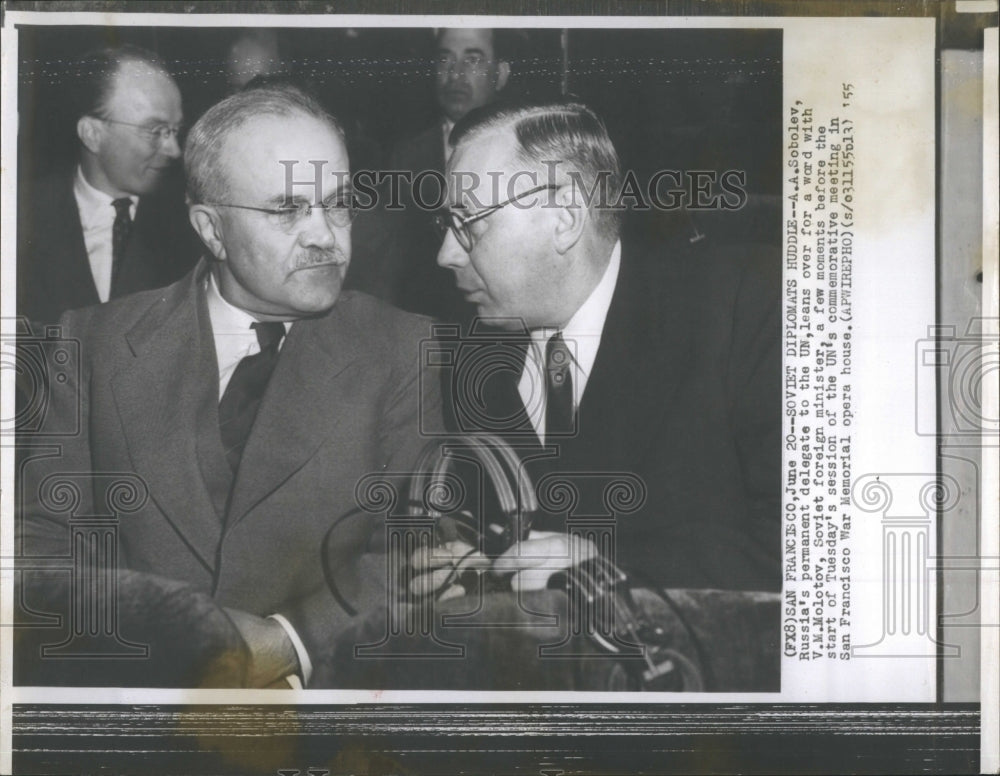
{"left": 223, "top": 607, "right": 300, "bottom": 688}
{"left": 409, "top": 539, "right": 492, "bottom": 600}
{"left": 409, "top": 531, "right": 598, "bottom": 598}
{"left": 494, "top": 532, "right": 599, "bottom": 591}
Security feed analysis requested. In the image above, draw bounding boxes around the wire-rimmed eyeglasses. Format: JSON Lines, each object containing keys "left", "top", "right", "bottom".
{"left": 206, "top": 199, "right": 358, "bottom": 232}
{"left": 94, "top": 116, "right": 184, "bottom": 145}
{"left": 434, "top": 183, "right": 559, "bottom": 252}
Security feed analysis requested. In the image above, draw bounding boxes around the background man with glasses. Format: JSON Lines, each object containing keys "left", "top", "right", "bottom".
{"left": 16, "top": 45, "right": 200, "bottom": 326}
{"left": 421, "top": 99, "right": 781, "bottom": 597}
{"left": 17, "top": 84, "right": 441, "bottom": 688}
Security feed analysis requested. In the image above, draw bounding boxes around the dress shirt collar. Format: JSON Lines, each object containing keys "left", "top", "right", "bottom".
{"left": 206, "top": 269, "right": 260, "bottom": 338}
{"left": 529, "top": 239, "right": 621, "bottom": 389}
{"left": 206, "top": 271, "right": 291, "bottom": 399}
{"left": 73, "top": 165, "right": 137, "bottom": 228}
{"left": 518, "top": 241, "right": 621, "bottom": 442}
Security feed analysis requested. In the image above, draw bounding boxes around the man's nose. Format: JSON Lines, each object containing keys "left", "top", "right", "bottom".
{"left": 299, "top": 208, "right": 340, "bottom": 251}
{"left": 445, "top": 61, "right": 468, "bottom": 83}
{"left": 160, "top": 132, "right": 182, "bottom": 160}
{"left": 436, "top": 228, "right": 468, "bottom": 270}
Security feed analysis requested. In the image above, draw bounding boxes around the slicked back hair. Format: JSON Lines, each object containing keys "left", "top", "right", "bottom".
{"left": 450, "top": 100, "right": 623, "bottom": 239}
{"left": 73, "top": 44, "right": 172, "bottom": 121}
{"left": 184, "top": 83, "right": 345, "bottom": 206}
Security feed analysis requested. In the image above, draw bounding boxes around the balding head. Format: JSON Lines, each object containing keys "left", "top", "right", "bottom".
{"left": 74, "top": 46, "right": 183, "bottom": 197}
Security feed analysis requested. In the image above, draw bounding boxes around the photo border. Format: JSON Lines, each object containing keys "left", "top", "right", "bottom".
{"left": 1, "top": 1, "right": 996, "bottom": 773}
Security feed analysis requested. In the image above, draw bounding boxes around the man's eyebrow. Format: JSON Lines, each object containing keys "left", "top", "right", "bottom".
{"left": 268, "top": 186, "right": 353, "bottom": 207}
{"left": 268, "top": 193, "right": 305, "bottom": 207}
{"left": 139, "top": 116, "right": 180, "bottom": 127}
{"left": 322, "top": 187, "right": 353, "bottom": 204}
{"left": 461, "top": 47, "right": 487, "bottom": 57}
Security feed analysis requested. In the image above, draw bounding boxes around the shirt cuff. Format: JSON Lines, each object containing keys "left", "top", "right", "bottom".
{"left": 267, "top": 613, "right": 313, "bottom": 688}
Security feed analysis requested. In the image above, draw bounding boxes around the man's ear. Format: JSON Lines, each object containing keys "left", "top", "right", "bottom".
{"left": 495, "top": 60, "right": 511, "bottom": 92}
{"left": 76, "top": 115, "right": 103, "bottom": 154}
{"left": 189, "top": 205, "right": 227, "bottom": 261}
{"left": 552, "top": 183, "right": 588, "bottom": 255}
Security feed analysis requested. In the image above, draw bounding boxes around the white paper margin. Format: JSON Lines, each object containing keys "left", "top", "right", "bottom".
{"left": 0, "top": 6, "right": 972, "bottom": 736}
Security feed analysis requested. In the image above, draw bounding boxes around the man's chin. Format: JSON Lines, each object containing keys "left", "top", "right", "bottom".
{"left": 284, "top": 273, "right": 347, "bottom": 316}
{"left": 440, "top": 98, "right": 471, "bottom": 123}
{"left": 469, "top": 307, "right": 529, "bottom": 332}
{"left": 137, "top": 167, "right": 172, "bottom": 191}
{"left": 289, "top": 293, "right": 342, "bottom": 319}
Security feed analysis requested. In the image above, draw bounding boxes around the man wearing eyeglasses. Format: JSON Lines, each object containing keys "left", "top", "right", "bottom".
{"left": 17, "top": 45, "right": 200, "bottom": 327}
{"left": 17, "top": 84, "right": 441, "bottom": 688}
{"left": 422, "top": 100, "right": 781, "bottom": 597}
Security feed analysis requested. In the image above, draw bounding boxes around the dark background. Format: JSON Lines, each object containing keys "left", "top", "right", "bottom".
{"left": 16, "top": 25, "right": 781, "bottom": 249}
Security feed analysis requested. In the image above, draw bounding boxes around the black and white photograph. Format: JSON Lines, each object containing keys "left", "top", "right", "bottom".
{"left": 0, "top": 3, "right": 995, "bottom": 774}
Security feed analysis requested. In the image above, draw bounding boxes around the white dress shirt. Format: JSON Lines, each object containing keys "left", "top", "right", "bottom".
{"left": 205, "top": 273, "right": 310, "bottom": 688}
{"left": 73, "top": 166, "right": 137, "bottom": 302}
{"left": 518, "top": 241, "right": 622, "bottom": 443}
{"left": 205, "top": 273, "right": 291, "bottom": 397}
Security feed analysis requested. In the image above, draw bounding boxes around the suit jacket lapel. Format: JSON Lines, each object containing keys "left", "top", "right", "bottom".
{"left": 564, "top": 249, "right": 692, "bottom": 474}
{"left": 111, "top": 264, "right": 223, "bottom": 572}
{"left": 191, "top": 290, "right": 233, "bottom": 522}
{"left": 478, "top": 328, "right": 538, "bottom": 446}
{"left": 224, "top": 301, "right": 361, "bottom": 530}
{"left": 51, "top": 172, "right": 101, "bottom": 310}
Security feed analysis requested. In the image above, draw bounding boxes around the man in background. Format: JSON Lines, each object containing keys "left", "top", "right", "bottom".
{"left": 17, "top": 45, "right": 200, "bottom": 327}
{"left": 386, "top": 28, "right": 512, "bottom": 321}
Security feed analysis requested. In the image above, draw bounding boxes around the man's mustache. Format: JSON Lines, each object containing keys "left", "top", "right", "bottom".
{"left": 293, "top": 248, "right": 346, "bottom": 270}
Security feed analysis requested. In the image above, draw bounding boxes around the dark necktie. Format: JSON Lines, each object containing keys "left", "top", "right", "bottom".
{"left": 219, "top": 321, "right": 286, "bottom": 472}
{"left": 545, "top": 332, "right": 574, "bottom": 440}
{"left": 110, "top": 197, "right": 133, "bottom": 297}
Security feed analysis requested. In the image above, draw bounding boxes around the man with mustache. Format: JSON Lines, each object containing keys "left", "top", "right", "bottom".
{"left": 387, "top": 28, "right": 512, "bottom": 321}
{"left": 17, "top": 84, "right": 441, "bottom": 688}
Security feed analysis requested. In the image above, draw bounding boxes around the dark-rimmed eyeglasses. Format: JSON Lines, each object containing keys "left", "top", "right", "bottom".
{"left": 94, "top": 117, "right": 184, "bottom": 145}
{"left": 206, "top": 199, "right": 358, "bottom": 232}
{"left": 434, "top": 183, "right": 559, "bottom": 252}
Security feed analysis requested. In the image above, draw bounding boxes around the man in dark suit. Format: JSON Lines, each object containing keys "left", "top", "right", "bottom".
{"left": 17, "top": 84, "right": 441, "bottom": 687}
{"left": 421, "top": 100, "right": 780, "bottom": 594}
{"left": 17, "top": 45, "right": 200, "bottom": 327}
{"left": 386, "top": 28, "right": 512, "bottom": 321}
